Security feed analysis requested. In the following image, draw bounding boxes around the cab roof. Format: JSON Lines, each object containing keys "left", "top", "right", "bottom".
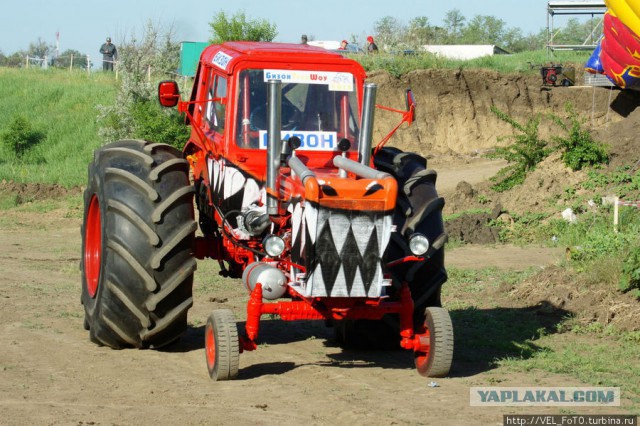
{"left": 199, "top": 41, "right": 365, "bottom": 77}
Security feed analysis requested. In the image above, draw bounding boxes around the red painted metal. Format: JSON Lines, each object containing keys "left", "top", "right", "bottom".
{"left": 373, "top": 103, "right": 415, "bottom": 156}
{"left": 205, "top": 321, "right": 216, "bottom": 371}
{"left": 386, "top": 255, "right": 424, "bottom": 268}
{"left": 241, "top": 282, "right": 424, "bottom": 354}
{"left": 84, "top": 195, "right": 101, "bottom": 298}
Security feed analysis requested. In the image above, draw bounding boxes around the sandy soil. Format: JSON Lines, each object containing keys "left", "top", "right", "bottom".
{"left": 0, "top": 161, "right": 632, "bottom": 426}
{"left": 2, "top": 67, "right": 639, "bottom": 425}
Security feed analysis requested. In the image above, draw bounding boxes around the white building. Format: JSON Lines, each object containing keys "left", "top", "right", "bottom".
{"left": 422, "top": 45, "right": 510, "bottom": 60}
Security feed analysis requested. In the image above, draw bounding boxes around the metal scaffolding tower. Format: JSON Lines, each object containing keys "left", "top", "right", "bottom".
{"left": 547, "top": 0, "right": 606, "bottom": 55}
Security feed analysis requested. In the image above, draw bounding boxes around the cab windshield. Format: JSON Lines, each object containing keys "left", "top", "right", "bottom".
{"left": 235, "top": 69, "right": 360, "bottom": 151}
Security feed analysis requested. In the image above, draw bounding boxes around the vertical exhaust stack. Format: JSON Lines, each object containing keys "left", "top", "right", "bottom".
{"left": 358, "top": 83, "right": 377, "bottom": 166}
{"left": 267, "top": 80, "right": 282, "bottom": 216}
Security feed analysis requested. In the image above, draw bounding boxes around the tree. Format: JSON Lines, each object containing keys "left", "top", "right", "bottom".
{"left": 408, "top": 16, "right": 435, "bottom": 47}
{"left": 505, "top": 30, "right": 545, "bottom": 52}
{"left": 443, "top": 9, "right": 466, "bottom": 43}
{"left": 2, "top": 52, "right": 26, "bottom": 68}
{"left": 209, "top": 11, "right": 277, "bottom": 43}
{"left": 373, "top": 16, "right": 406, "bottom": 49}
{"left": 554, "top": 18, "right": 594, "bottom": 45}
{"left": 53, "top": 49, "right": 89, "bottom": 69}
{"left": 28, "top": 37, "right": 53, "bottom": 59}
{"left": 460, "top": 15, "right": 507, "bottom": 45}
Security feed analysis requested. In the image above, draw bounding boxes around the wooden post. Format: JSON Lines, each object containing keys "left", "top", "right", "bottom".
{"left": 87, "top": 55, "right": 91, "bottom": 75}
{"left": 614, "top": 196, "right": 619, "bottom": 233}
{"left": 70, "top": 54, "right": 74, "bottom": 72}
{"left": 147, "top": 65, "right": 151, "bottom": 82}
{"left": 26, "top": 56, "right": 29, "bottom": 69}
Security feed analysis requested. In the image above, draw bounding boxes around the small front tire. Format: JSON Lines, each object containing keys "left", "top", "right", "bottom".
{"left": 205, "top": 309, "right": 240, "bottom": 381}
{"left": 414, "top": 307, "right": 454, "bottom": 378}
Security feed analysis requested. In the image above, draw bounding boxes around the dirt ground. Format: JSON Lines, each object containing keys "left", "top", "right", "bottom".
{"left": 2, "top": 71, "right": 639, "bottom": 424}
{"left": 0, "top": 167, "right": 632, "bottom": 426}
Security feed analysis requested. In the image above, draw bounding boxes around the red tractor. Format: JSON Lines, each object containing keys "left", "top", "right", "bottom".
{"left": 80, "top": 42, "right": 452, "bottom": 380}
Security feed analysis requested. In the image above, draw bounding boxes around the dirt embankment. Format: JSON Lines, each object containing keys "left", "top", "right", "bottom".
{"left": 371, "top": 68, "right": 636, "bottom": 157}
{"left": 371, "top": 69, "right": 640, "bottom": 332}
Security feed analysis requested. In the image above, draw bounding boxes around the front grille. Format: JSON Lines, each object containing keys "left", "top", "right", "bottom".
{"left": 290, "top": 201, "right": 392, "bottom": 297}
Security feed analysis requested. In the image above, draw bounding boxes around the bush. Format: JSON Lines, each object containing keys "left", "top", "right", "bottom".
{"left": 96, "top": 22, "right": 189, "bottom": 147}
{"left": 487, "top": 106, "right": 552, "bottom": 192}
{"left": 551, "top": 103, "right": 608, "bottom": 171}
{"left": 130, "top": 100, "right": 190, "bottom": 148}
{"left": 619, "top": 244, "right": 640, "bottom": 296}
{"left": 0, "top": 115, "right": 46, "bottom": 160}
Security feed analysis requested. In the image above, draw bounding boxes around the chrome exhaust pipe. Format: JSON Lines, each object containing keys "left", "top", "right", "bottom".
{"left": 266, "top": 80, "right": 282, "bottom": 216}
{"left": 358, "top": 83, "right": 377, "bottom": 166}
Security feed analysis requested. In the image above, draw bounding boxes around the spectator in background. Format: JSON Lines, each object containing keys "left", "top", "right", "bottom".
{"left": 99, "top": 37, "right": 117, "bottom": 71}
{"left": 301, "top": 34, "right": 308, "bottom": 44}
{"left": 366, "top": 36, "right": 379, "bottom": 54}
{"left": 339, "top": 40, "right": 348, "bottom": 50}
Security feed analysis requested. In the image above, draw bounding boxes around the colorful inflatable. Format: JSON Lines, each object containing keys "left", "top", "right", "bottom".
{"left": 585, "top": 0, "right": 640, "bottom": 90}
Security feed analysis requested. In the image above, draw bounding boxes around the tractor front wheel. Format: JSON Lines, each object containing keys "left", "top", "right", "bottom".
{"left": 205, "top": 309, "right": 240, "bottom": 381}
{"left": 414, "top": 307, "right": 454, "bottom": 377}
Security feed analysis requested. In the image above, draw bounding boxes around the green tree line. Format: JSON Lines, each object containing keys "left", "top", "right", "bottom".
{"left": 1, "top": 8, "right": 602, "bottom": 68}
{"left": 371, "top": 10, "right": 601, "bottom": 52}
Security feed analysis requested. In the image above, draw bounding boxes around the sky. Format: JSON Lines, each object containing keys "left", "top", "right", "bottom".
{"left": 0, "top": 0, "right": 582, "bottom": 59}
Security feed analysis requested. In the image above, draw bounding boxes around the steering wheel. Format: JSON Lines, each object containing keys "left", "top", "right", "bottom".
{"left": 249, "top": 102, "right": 300, "bottom": 131}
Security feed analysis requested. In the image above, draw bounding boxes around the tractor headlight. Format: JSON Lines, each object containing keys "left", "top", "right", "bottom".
{"left": 408, "top": 233, "right": 429, "bottom": 256}
{"left": 263, "top": 235, "right": 285, "bottom": 257}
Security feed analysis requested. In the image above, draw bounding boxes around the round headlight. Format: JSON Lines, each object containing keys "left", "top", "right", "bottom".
{"left": 263, "top": 235, "right": 285, "bottom": 257}
{"left": 408, "top": 233, "right": 429, "bottom": 256}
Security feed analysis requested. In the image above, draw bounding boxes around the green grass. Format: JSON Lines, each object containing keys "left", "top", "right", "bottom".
{"left": 355, "top": 49, "right": 591, "bottom": 76}
{"left": 499, "top": 333, "right": 640, "bottom": 410}
{"left": 0, "top": 68, "right": 117, "bottom": 187}
{"left": 444, "top": 265, "right": 640, "bottom": 411}
{"left": 0, "top": 49, "right": 592, "bottom": 187}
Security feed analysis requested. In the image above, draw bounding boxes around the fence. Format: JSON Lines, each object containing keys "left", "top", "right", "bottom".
{"left": 25, "top": 54, "right": 93, "bottom": 74}
{"left": 14, "top": 56, "right": 191, "bottom": 88}
{"left": 604, "top": 196, "right": 640, "bottom": 233}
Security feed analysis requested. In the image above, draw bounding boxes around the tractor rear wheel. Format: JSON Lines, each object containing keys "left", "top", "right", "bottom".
{"left": 333, "top": 148, "right": 449, "bottom": 350}
{"left": 205, "top": 309, "right": 240, "bottom": 381}
{"left": 80, "top": 140, "right": 196, "bottom": 349}
{"left": 414, "top": 307, "right": 454, "bottom": 377}
{"left": 373, "top": 146, "right": 447, "bottom": 316}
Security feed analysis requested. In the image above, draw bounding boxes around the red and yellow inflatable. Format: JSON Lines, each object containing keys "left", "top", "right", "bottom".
{"left": 586, "top": 0, "right": 640, "bottom": 90}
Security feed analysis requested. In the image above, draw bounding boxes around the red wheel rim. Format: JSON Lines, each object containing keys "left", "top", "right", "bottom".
{"left": 414, "top": 328, "right": 432, "bottom": 375}
{"left": 84, "top": 195, "right": 101, "bottom": 298}
{"left": 205, "top": 323, "right": 216, "bottom": 370}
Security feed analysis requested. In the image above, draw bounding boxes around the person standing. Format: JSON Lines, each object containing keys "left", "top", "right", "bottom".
{"left": 366, "top": 36, "right": 379, "bottom": 54}
{"left": 339, "top": 40, "right": 348, "bottom": 50}
{"left": 99, "top": 37, "right": 118, "bottom": 71}
{"left": 301, "top": 34, "right": 308, "bottom": 44}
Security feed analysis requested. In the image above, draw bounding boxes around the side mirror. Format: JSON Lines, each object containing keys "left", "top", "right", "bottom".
{"left": 405, "top": 89, "right": 416, "bottom": 125}
{"left": 158, "top": 80, "right": 181, "bottom": 108}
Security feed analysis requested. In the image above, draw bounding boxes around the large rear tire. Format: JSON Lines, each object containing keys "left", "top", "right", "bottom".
{"left": 80, "top": 140, "right": 197, "bottom": 349}
{"left": 373, "top": 147, "right": 447, "bottom": 320}
{"left": 335, "top": 147, "right": 448, "bottom": 349}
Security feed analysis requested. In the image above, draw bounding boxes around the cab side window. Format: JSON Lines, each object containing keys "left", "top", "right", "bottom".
{"left": 205, "top": 73, "right": 227, "bottom": 133}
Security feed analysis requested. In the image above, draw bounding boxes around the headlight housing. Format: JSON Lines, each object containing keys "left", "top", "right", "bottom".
{"left": 263, "top": 234, "right": 285, "bottom": 257}
{"left": 408, "top": 233, "right": 429, "bottom": 256}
